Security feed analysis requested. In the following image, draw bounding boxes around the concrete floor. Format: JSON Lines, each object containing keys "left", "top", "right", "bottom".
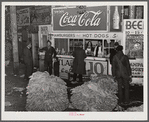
{"left": 5, "top": 62, "right": 28, "bottom": 111}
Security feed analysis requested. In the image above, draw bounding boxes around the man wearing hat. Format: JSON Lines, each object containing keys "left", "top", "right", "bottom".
{"left": 23, "top": 40, "right": 33, "bottom": 80}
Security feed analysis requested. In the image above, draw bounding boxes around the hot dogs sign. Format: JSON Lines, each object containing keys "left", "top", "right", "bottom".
{"left": 52, "top": 6, "right": 107, "bottom": 31}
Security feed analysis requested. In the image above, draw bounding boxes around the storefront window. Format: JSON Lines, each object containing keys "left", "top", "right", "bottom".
{"left": 41, "top": 35, "right": 48, "bottom": 48}
{"left": 55, "top": 38, "right": 68, "bottom": 55}
{"left": 85, "top": 39, "right": 117, "bottom": 57}
{"left": 69, "top": 39, "right": 83, "bottom": 53}
{"left": 85, "top": 39, "right": 100, "bottom": 56}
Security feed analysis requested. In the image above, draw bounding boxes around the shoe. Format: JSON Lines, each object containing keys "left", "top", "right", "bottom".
{"left": 78, "top": 81, "right": 84, "bottom": 84}
{"left": 119, "top": 102, "right": 130, "bottom": 107}
{"left": 113, "top": 105, "right": 124, "bottom": 111}
{"left": 71, "top": 81, "right": 78, "bottom": 84}
{"left": 123, "top": 102, "right": 130, "bottom": 106}
{"left": 20, "top": 74, "right": 25, "bottom": 78}
{"left": 24, "top": 77, "right": 29, "bottom": 81}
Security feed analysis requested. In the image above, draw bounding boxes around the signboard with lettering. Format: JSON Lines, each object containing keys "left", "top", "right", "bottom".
{"left": 130, "top": 59, "right": 143, "bottom": 78}
{"left": 58, "top": 57, "right": 73, "bottom": 79}
{"left": 124, "top": 19, "right": 143, "bottom": 58}
{"left": 53, "top": 32, "right": 123, "bottom": 40}
{"left": 58, "top": 56, "right": 108, "bottom": 79}
{"left": 85, "top": 59, "right": 108, "bottom": 75}
{"left": 52, "top": 6, "right": 107, "bottom": 31}
{"left": 17, "top": 8, "right": 30, "bottom": 26}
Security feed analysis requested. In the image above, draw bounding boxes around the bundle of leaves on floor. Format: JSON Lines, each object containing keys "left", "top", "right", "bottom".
{"left": 26, "top": 71, "right": 69, "bottom": 111}
{"left": 125, "top": 104, "right": 143, "bottom": 112}
{"left": 70, "top": 74, "right": 118, "bottom": 111}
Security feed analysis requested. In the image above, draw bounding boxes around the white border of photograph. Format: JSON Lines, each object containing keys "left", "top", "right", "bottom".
{"left": 1, "top": 1, "right": 148, "bottom": 121}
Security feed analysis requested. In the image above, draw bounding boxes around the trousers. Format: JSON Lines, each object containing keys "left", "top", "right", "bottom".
{"left": 116, "top": 77, "right": 130, "bottom": 104}
{"left": 25, "top": 64, "right": 33, "bottom": 79}
{"left": 44, "top": 61, "right": 52, "bottom": 75}
{"left": 73, "top": 73, "right": 83, "bottom": 82}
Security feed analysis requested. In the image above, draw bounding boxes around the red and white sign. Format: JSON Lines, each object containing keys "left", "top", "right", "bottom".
{"left": 52, "top": 6, "right": 107, "bottom": 31}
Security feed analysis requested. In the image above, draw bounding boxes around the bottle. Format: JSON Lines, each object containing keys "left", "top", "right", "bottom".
{"left": 113, "top": 6, "right": 120, "bottom": 29}
{"left": 62, "top": 48, "right": 65, "bottom": 55}
{"left": 56, "top": 48, "right": 59, "bottom": 53}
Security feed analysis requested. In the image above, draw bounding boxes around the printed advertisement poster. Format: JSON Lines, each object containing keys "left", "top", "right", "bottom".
{"left": 124, "top": 19, "right": 144, "bottom": 58}
{"left": 30, "top": 6, "right": 51, "bottom": 25}
{"left": 17, "top": 8, "right": 30, "bottom": 26}
{"left": 130, "top": 59, "right": 143, "bottom": 78}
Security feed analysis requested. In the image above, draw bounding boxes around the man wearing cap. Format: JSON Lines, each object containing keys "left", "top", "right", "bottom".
{"left": 39, "top": 40, "right": 56, "bottom": 75}
{"left": 23, "top": 40, "right": 33, "bottom": 80}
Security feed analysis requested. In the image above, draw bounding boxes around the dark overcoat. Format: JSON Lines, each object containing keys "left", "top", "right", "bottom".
{"left": 23, "top": 47, "right": 33, "bottom": 78}
{"left": 112, "top": 51, "right": 132, "bottom": 104}
{"left": 18, "top": 41, "right": 23, "bottom": 58}
{"left": 72, "top": 47, "right": 86, "bottom": 75}
{"left": 39, "top": 46, "right": 56, "bottom": 64}
{"left": 109, "top": 48, "right": 117, "bottom": 64}
{"left": 112, "top": 51, "right": 132, "bottom": 79}
{"left": 23, "top": 47, "right": 33, "bottom": 66}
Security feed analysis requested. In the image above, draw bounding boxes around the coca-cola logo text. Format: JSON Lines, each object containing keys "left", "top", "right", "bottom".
{"left": 59, "top": 10, "right": 103, "bottom": 27}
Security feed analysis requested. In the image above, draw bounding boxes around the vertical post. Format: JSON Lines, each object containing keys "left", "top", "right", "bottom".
{"left": 10, "top": 6, "right": 19, "bottom": 75}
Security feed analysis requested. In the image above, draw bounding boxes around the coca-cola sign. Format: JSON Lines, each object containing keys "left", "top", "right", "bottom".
{"left": 53, "top": 6, "right": 107, "bottom": 31}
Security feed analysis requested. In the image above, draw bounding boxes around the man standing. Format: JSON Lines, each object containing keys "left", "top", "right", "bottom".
{"left": 39, "top": 40, "right": 56, "bottom": 75}
{"left": 72, "top": 42, "right": 86, "bottom": 84}
{"left": 94, "top": 41, "right": 102, "bottom": 57}
{"left": 23, "top": 40, "right": 33, "bottom": 80}
{"left": 18, "top": 37, "right": 23, "bottom": 64}
{"left": 110, "top": 42, "right": 119, "bottom": 65}
{"left": 112, "top": 45, "right": 132, "bottom": 106}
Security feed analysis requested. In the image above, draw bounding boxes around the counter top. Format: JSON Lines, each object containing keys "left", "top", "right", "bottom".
{"left": 57, "top": 55, "right": 109, "bottom": 61}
